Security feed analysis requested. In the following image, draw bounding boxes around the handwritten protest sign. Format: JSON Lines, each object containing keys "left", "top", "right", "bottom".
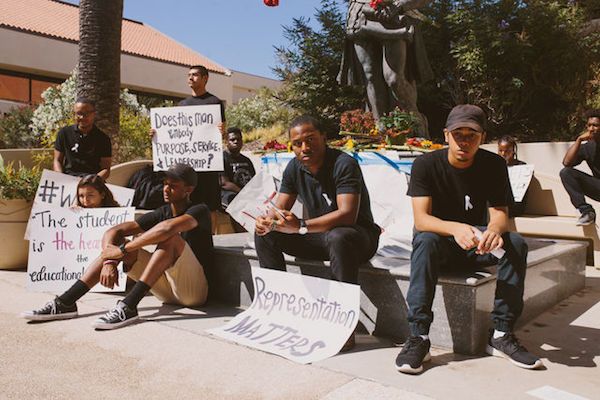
{"left": 151, "top": 104, "right": 223, "bottom": 172}
{"left": 27, "top": 205, "right": 135, "bottom": 293}
{"left": 25, "top": 169, "right": 134, "bottom": 239}
{"left": 33, "top": 169, "right": 134, "bottom": 208}
{"left": 208, "top": 267, "right": 360, "bottom": 364}
{"left": 508, "top": 164, "right": 535, "bottom": 202}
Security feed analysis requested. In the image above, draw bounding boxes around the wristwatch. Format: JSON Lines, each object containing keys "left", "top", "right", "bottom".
{"left": 298, "top": 219, "right": 308, "bottom": 235}
{"left": 119, "top": 242, "right": 128, "bottom": 256}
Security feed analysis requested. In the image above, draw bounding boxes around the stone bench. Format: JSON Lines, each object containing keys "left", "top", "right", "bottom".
{"left": 211, "top": 233, "right": 586, "bottom": 355}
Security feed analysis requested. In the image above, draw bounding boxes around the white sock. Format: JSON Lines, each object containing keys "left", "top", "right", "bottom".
{"left": 493, "top": 329, "right": 507, "bottom": 339}
{"left": 420, "top": 334, "right": 429, "bottom": 341}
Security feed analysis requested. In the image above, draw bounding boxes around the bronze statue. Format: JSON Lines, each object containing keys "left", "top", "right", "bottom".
{"left": 338, "top": 0, "right": 433, "bottom": 133}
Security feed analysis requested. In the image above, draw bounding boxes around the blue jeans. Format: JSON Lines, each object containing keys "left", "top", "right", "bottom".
{"left": 407, "top": 229, "right": 528, "bottom": 335}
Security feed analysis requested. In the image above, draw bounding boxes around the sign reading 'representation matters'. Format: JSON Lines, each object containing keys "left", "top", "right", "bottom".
{"left": 207, "top": 267, "right": 360, "bottom": 364}
{"left": 151, "top": 104, "right": 224, "bottom": 172}
{"left": 26, "top": 205, "right": 135, "bottom": 293}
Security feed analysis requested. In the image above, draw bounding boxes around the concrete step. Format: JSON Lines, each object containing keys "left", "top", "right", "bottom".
{"left": 211, "top": 233, "right": 586, "bottom": 354}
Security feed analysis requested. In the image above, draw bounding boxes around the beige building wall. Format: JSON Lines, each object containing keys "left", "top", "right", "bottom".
{"left": 1, "top": 28, "right": 278, "bottom": 111}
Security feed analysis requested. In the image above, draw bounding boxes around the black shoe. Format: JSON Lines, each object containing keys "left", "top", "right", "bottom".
{"left": 92, "top": 300, "right": 139, "bottom": 330}
{"left": 577, "top": 210, "right": 596, "bottom": 226}
{"left": 486, "top": 330, "right": 544, "bottom": 369}
{"left": 21, "top": 297, "right": 78, "bottom": 321}
{"left": 395, "top": 336, "right": 431, "bottom": 374}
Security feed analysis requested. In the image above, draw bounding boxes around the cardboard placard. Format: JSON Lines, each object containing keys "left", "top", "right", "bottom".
{"left": 26, "top": 205, "right": 135, "bottom": 293}
{"left": 151, "top": 104, "right": 223, "bottom": 172}
{"left": 208, "top": 267, "right": 360, "bottom": 364}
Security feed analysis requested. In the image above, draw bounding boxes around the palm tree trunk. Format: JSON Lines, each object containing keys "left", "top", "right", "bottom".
{"left": 77, "top": 0, "right": 123, "bottom": 146}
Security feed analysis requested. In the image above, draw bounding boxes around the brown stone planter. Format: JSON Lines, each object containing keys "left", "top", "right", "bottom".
{"left": 0, "top": 199, "right": 32, "bottom": 270}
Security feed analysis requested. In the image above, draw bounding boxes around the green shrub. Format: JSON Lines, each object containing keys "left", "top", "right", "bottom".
{"left": 0, "top": 106, "right": 39, "bottom": 149}
{"left": 226, "top": 87, "right": 295, "bottom": 133}
{"left": 0, "top": 163, "right": 41, "bottom": 201}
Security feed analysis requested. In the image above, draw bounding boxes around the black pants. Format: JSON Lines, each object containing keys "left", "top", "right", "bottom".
{"left": 559, "top": 167, "right": 600, "bottom": 213}
{"left": 406, "top": 230, "right": 528, "bottom": 335}
{"left": 254, "top": 225, "right": 380, "bottom": 284}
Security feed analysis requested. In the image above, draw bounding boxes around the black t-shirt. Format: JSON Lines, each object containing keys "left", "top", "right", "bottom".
{"left": 280, "top": 147, "right": 379, "bottom": 234}
{"left": 223, "top": 151, "right": 256, "bottom": 189}
{"left": 136, "top": 203, "right": 214, "bottom": 274}
{"left": 178, "top": 93, "right": 225, "bottom": 211}
{"left": 408, "top": 148, "right": 513, "bottom": 226}
{"left": 572, "top": 141, "right": 600, "bottom": 178}
{"left": 178, "top": 92, "right": 226, "bottom": 122}
{"left": 54, "top": 124, "right": 112, "bottom": 176}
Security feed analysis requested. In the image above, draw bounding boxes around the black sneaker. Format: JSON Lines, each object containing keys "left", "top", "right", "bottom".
{"left": 577, "top": 210, "right": 596, "bottom": 226}
{"left": 92, "top": 300, "right": 139, "bottom": 330}
{"left": 21, "top": 297, "right": 78, "bottom": 321}
{"left": 395, "top": 336, "right": 431, "bottom": 374}
{"left": 486, "top": 330, "right": 544, "bottom": 369}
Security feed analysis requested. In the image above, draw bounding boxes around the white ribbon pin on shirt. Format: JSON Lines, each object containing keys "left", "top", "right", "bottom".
{"left": 465, "top": 195, "right": 473, "bottom": 211}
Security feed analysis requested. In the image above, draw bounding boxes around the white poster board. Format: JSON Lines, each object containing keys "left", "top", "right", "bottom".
{"left": 26, "top": 205, "right": 135, "bottom": 293}
{"left": 25, "top": 169, "right": 134, "bottom": 239}
{"left": 508, "top": 164, "right": 534, "bottom": 202}
{"left": 151, "top": 104, "right": 223, "bottom": 172}
{"left": 34, "top": 169, "right": 134, "bottom": 208}
{"left": 207, "top": 267, "right": 360, "bottom": 364}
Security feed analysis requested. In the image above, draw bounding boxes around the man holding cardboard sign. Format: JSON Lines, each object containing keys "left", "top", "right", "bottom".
{"left": 23, "top": 164, "right": 213, "bottom": 330}
{"left": 254, "top": 115, "right": 381, "bottom": 350}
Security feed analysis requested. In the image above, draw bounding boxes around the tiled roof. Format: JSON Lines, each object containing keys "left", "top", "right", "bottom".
{"left": 0, "top": 0, "right": 229, "bottom": 75}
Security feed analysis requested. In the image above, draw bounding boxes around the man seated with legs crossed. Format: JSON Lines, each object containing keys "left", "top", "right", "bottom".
{"left": 22, "top": 164, "right": 213, "bottom": 330}
{"left": 254, "top": 115, "right": 381, "bottom": 350}
{"left": 395, "top": 105, "right": 543, "bottom": 374}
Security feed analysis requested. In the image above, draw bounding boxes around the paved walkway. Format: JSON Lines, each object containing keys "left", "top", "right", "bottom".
{"left": 2, "top": 267, "right": 599, "bottom": 400}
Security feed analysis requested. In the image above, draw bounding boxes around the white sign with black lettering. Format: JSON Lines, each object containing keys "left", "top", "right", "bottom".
{"left": 26, "top": 205, "right": 135, "bottom": 293}
{"left": 25, "top": 169, "right": 134, "bottom": 240}
{"left": 508, "top": 164, "right": 535, "bottom": 202}
{"left": 151, "top": 104, "right": 223, "bottom": 172}
{"left": 207, "top": 267, "right": 360, "bottom": 364}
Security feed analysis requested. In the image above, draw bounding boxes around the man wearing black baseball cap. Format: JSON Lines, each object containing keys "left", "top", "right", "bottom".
{"left": 22, "top": 163, "right": 214, "bottom": 330}
{"left": 395, "top": 105, "right": 542, "bottom": 373}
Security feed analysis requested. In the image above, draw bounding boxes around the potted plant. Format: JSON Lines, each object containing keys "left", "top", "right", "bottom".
{"left": 0, "top": 163, "right": 41, "bottom": 269}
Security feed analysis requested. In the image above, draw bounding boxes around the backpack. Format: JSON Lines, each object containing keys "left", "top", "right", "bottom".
{"left": 127, "top": 165, "right": 166, "bottom": 210}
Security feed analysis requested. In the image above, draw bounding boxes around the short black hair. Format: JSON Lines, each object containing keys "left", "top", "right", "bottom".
{"left": 189, "top": 65, "right": 209, "bottom": 76}
{"left": 227, "top": 127, "right": 242, "bottom": 137}
{"left": 75, "top": 97, "right": 95, "bottom": 110}
{"left": 288, "top": 115, "right": 324, "bottom": 135}
{"left": 584, "top": 109, "right": 600, "bottom": 120}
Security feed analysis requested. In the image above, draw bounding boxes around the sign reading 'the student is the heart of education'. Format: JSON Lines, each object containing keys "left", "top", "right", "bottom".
{"left": 27, "top": 205, "right": 135, "bottom": 293}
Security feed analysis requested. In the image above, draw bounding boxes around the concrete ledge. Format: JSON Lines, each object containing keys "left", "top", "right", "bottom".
{"left": 211, "top": 233, "right": 586, "bottom": 355}
{"left": 512, "top": 215, "right": 599, "bottom": 266}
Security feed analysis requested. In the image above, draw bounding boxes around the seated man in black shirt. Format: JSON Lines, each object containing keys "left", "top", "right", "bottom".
{"left": 22, "top": 164, "right": 213, "bottom": 330}
{"left": 221, "top": 127, "right": 256, "bottom": 207}
{"left": 53, "top": 97, "right": 112, "bottom": 179}
{"left": 560, "top": 109, "right": 600, "bottom": 226}
{"left": 395, "top": 105, "right": 542, "bottom": 374}
{"left": 254, "top": 115, "right": 381, "bottom": 350}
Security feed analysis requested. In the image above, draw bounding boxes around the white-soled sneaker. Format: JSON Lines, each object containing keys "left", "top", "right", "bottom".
{"left": 486, "top": 330, "right": 544, "bottom": 369}
{"left": 21, "top": 297, "right": 78, "bottom": 321}
{"left": 92, "top": 300, "right": 139, "bottom": 330}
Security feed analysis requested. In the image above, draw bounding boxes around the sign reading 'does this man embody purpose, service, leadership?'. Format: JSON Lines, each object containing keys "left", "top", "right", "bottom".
{"left": 26, "top": 205, "right": 135, "bottom": 293}
{"left": 207, "top": 267, "right": 360, "bottom": 364}
{"left": 151, "top": 104, "right": 224, "bottom": 172}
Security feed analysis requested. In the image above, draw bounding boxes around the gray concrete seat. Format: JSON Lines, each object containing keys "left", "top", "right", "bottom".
{"left": 212, "top": 233, "right": 586, "bottom": 354}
